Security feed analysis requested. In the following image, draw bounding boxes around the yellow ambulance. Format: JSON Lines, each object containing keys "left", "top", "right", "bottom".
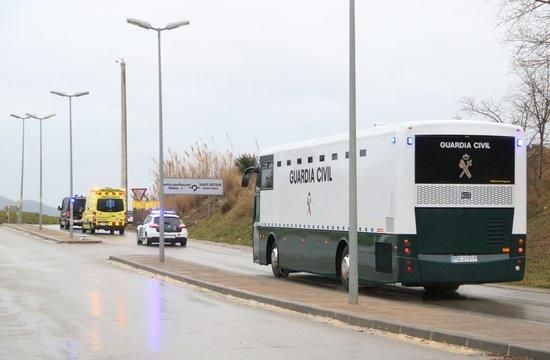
{"left": 82, "top": 187, "right": 126, "bottom": 235}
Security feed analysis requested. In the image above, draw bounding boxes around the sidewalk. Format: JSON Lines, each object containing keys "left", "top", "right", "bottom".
{"left": 3, "top": 224, "right": 102, "bottom": 244}
{"left": 111, "top": 254, "right": 550, "bottom": 360}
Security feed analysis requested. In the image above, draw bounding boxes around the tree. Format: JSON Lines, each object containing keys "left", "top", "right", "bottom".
{"left": 517, "top": 64, "right": 550, "bottom": 210}
{"left": 234, "top": 153, "right": 257, "bottom": 174}
{"left": 460, "top": 97, "right": 507, "bottom": 123}
{"left": 498, "top": 0, "right": 550, "bottom": 67}
{"left": 460, "top": 1, "right": 550, "bottom": 212}
{"left": 460, "top": 63, "right": 550, "bottom": 211}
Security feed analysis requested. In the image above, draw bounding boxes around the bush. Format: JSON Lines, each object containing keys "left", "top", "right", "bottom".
{"left": 151, "top": 142, "right": 254, "bottom": 224}
{"left": 234, "top": 153, "right": 257, "bottom": 174}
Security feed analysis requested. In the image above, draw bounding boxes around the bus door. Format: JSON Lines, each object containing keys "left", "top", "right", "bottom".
{"left": 241, "top": 162, "right": 264, "bottom": 264}
{"left": 253, "top": 171, "right": 261, "bottom": 263}
{"left": 258, "top": 155, "right": 274, "bottom": 264}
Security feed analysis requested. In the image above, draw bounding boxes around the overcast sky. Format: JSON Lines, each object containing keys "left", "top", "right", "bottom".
{"left": 0, "top": 0, "right": 513, "bottom": 208}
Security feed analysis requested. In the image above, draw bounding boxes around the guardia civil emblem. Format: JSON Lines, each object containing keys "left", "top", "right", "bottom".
{"left": 459, "top": 153, "right": 473, "bottom": 179}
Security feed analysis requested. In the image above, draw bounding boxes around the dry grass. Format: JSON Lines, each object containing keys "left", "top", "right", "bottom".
{"left": 150, "top": 142, "right": 255, "bottom": 244}
{"left": 520, "top": 148, "right": 550, "bottom": 288}
{"left": 521, "top": 209, "right": 550, "bottom": 288}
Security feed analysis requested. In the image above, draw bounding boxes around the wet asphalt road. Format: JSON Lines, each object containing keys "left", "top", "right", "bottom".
{"left": 0, "top": 226, "right": 497, "bottom": 359}
{"left": 48, "top": 224, "right": 550, "bottom": 326}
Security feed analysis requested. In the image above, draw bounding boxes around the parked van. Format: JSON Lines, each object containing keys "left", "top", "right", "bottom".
{"left": 58, "top": 196, "right": 86, "bottom": 229}
{"left": 81, "top": 187, "right": 126, "bottom": 235}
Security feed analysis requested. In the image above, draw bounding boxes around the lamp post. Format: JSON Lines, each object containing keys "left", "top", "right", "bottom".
{"left": 127, "top": 17, "right": 190, "bottom": 263}
{"left": 117, "top": 58, "right": 129, "bottom": 219}
{"left": 348, "top": 0, "right": 359, "bottom": 305}
{"left": 10, "top": 114, "right": 31, "bottom": 224}
{"left": 50, "top": 91, "right": 89, "bottom": 239}
{"left": 26, "top": 113, "right": 56, "bottom": 231}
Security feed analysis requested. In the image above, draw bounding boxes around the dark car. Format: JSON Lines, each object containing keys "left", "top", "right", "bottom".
{"left": 58, "top": 196, "right": 86, "bottom": 229}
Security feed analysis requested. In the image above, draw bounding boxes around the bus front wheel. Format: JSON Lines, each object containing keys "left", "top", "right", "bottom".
{"left": 339, "top": 246, "right": 350, "bottom": 291}
{"left": 270, "top": 241, "right": 288, "bottom": 279}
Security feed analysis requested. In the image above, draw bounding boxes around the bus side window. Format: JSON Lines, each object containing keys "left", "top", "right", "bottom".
{"left": 260, "top": 161, "right": 274, "bottom": 190}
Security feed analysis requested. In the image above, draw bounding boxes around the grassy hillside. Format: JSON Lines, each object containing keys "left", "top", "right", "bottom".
{"left": 185, "top": 200, "right": 253, "bottom": 246}
{"left": 0, "top": 210, "right": 58, "bottom": 225}
{"left": 521, "top": 209, "right": 550, "bottom": 288}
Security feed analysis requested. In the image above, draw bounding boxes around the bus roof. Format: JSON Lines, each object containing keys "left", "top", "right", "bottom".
{"left": 261, "top": 120, "right": 522, "bottom": 155}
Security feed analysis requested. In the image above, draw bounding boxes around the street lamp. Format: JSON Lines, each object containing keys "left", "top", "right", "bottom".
{"left": 10, "top": 114, "right": 31, "bottom": 224}
{"left": 127, "top": 17, "right": 190, "bottom": 263}
{"left": 26, "top": 113, "right": 56, "bottom": 231}
{"left": 348, "top": 0, "right": 359, "bottom": 305}
{"left": 50, "top": 90, "right": 89, "bottom": 239}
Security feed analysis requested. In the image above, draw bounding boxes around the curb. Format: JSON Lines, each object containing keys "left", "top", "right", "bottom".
{"left": 109, "top": 256, "right": 550, "bottom": 360}
{"left": 3, "top": 224, "right": 102, "bottom": 244}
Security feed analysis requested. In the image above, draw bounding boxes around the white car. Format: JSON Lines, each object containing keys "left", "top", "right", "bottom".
{"left": 136, "top": 211, "right": 188, "bottom": 247}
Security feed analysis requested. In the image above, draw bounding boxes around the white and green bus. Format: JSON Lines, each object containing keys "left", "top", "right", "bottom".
{"left": 242, "top": 120, "right": 527, "bottom": 294}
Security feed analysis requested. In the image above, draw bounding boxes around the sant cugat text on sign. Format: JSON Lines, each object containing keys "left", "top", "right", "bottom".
{"left": 163, "top": 178, "right": 224, "bottom": 196}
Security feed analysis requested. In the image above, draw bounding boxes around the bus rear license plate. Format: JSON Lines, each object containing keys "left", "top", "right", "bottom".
{"left": 451, "top": 255, "right": 478, "bottom": 263}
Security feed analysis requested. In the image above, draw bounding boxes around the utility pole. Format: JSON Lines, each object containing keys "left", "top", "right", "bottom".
{"left": 119, "top": 59, "right": 129, "bottom": 211}
{"left": 50, "top": 90, "right": 90, "bottom": 239}
{"left": 127, "top": 17, "right": 190, "bottom": 263}
{"left": 26, "top": 113, "right": 56, "bottom": 231}
{"left": 348, "top": 0, "right": 359, "bottom": 305}
{"left": 10, "top": 114, "right": 30, "bottom": 224}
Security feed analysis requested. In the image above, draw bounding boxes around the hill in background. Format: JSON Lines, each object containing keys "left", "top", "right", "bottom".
{"left": 0, "top": 195, "right": 59, "bottom": 216}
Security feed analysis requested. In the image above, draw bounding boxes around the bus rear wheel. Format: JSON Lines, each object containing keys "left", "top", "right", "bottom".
{"left": 423, "top": 284, "right": 460, "bottom": 295}
{"left": 270, "top": 241, "right": 288, "bottom": 279}
{"left": 339, "top": 246, "right": 350, "bottom": 291}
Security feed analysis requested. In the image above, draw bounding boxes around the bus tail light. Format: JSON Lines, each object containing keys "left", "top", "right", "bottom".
{"left": 502, "top": 247, "right": 510, "bottom": 254}
{"left": 403, "top": 239, "right": 412, "bottom": 256}
{"left": 515, "top": 259, "right": 523, "bottom": 271}
{"left": 516, "top": 259, "right": 523, "bottom": 266}
{"left": 406, "top": 260, "right": 413, "bottom": 273}
{"left": 518, "top": 238, "right": 525, "bottom": 255}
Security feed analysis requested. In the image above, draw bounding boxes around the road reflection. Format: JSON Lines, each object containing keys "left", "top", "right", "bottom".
{"left": 88, "top": 291, "right": 103, "bottom": 351}
{"left": 147, "top": 279, "right": 162, "bottom": 350}
{"left": 89, "top": 329, "right": 102, "bottom": 352}
{"left": 89, "top": 291, "right": 102, "bottom": 317}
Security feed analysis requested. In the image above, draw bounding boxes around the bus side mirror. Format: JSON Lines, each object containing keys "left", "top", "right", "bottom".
{"left": 242, "top": 173, "right": 250, "bottom": 187}
{"left": 241, "top": 167, "right": 257, "bottom": 188}
{"left": 57, "top": 206, "right": 62, "bottom": 211}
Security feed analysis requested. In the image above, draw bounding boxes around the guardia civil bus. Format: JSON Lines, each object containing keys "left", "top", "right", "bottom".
{"left": 241, "top": 120, "right": 526, "bottom": 294}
